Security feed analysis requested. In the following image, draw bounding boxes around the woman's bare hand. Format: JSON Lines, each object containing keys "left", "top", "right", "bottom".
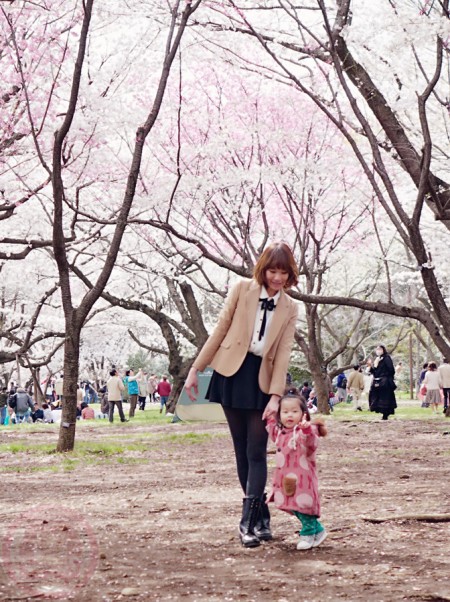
{"left": 185, "top": 368, "right": 199, "bottom": 401}
{"left": 262, "top": 395, "right": 280, "bottom": 420}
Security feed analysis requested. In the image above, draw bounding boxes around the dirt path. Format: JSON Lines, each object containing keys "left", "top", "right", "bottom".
{"left": 1, "top": 415, "right": 450, "bottom": 601}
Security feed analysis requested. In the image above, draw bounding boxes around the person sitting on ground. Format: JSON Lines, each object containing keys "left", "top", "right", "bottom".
{"left": 42, "top": 403, "right": 53, "bottom": 423}
{"left": 81, "top": 402, "right": 95, "bottom": 420}
{"left": 31, "top": 403, "right": 44, "bottom": 422}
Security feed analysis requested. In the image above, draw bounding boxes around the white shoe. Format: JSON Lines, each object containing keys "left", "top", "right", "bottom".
{"left": 296, "top": 535, "right": 315, "bottom": 550}
{"left": 313, "top": 529, "right": 327, "bottom": 547}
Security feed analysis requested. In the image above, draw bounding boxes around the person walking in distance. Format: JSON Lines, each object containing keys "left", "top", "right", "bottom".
{"left": 106, "top": 369, "right": 128, "bottom": 423}
{"left": 157, "top": 376, "right": 172, "bottom": 414}
{"left": 438, "top": 358, "right": 450, "bottom": 414}
{"left": 422, "top": 362, "right": 442, "bottom": 414}
{"left": 184, "top": 242, "right": 299, "bottom": 548}
{"left": 347, "top": 365, "right": 365, "bottom": 411}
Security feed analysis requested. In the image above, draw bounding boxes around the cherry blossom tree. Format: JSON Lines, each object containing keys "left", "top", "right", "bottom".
{"left": 1, "top": 0, "right": 201, "bottom": 450}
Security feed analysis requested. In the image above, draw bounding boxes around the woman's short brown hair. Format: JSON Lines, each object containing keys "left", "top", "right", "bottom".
{"left": 253, "top": 242, "right": 299, "bottom": 288}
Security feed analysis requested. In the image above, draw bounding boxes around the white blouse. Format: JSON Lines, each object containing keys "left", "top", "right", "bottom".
{"left": 423, "top": 370, "right": 442, "bottom": 391}
{"left": 248, "top": 286, "right": 281, "bottom": 357}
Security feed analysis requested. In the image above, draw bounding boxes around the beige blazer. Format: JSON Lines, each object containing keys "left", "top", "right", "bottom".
{"left": 193, "top": 279, "right": 298, "bottom": 397}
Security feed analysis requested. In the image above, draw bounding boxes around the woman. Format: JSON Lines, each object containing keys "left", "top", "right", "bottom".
{"left": 367, "top": 344, "right": 397, "bottom": 420}
{"left": 185, "top": 242, "right": 298, "bottom": 548}
{"left": 422, "top": 362, "right": 442, "bottom": 414}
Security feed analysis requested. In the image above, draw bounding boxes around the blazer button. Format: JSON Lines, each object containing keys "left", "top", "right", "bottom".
{"left": 268, "top": 356, "right": 273, "bottom": 361}
{"left": 237, "top": 340, "right": 241, "bottom": 345}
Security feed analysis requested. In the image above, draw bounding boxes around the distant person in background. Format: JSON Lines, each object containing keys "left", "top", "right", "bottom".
{"left": 77, "top": 384, "right": 84, "bottom": 407}
{"left": 367, "top": 345, "right": 397, "bottom": 420}
{"left": 300, "top": 381, "right": 312, "bottom": 400}
{"left": 148, "top": 374, "right": 158, "bottom": 403}
{"left": 31, "top": 403, "right": 44, "bottom": 422}
{"left": 138, "top": 372, "right": 148, "bottom": 411}
{"left": 335, "top": 372, "right": 348, "bottom": 403}
{"left": 45, "top": 382, "right": 54, "bottom": 402}
{"left": 10, "top": 387, "right": 34, "bottom": 423}
{"left": 124, "top": 369, "right": 141, "bottom": 418}
{"left": 417, "top": 362, "right": 429, "bottom": 402}
{"left": 81, "top": 402, "right": 95, "bottom": 420}
{"left": 42, "top": 403, "right": 53, "bottom": 423}
{"left": 157, "top": 376, "right": 172, "bottom": 414}
{"left": 347, "top": 365, "right": 365, "bottom": 411}
{"left": 106, "top": 370, "right": 128, "bottom": 423}
{"left": 0, "top": 387, "right": 8, "bottom": 425}
{"left": 438, "top": 359, "right": 450, "bottom": 414}
{"left": 422, "top": 362, "right": 442, "bottom": 414}
{"left": 54, "top": 374, "right": 64, "bottom": 401}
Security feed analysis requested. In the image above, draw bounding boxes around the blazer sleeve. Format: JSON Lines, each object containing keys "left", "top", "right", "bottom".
{"left": 268, "top": 301, "right": 298, "bottom": 396}
{"left": 193, "top": 280, "right": 243, "bottom": 372}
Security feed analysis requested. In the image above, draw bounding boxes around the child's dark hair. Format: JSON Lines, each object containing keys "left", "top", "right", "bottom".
{"left": 277, "top": 387, "right": 310, "bottom": 423}
{"left": 278, "top": 387, "right": 327, "bottom": 437}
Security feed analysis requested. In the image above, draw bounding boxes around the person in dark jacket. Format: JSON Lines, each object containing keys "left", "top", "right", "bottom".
{"left": 10, "top": 387, "right": 34, "bottom": 423}
{"left": 367, "top": 344, "right": 397, "bottom": 420}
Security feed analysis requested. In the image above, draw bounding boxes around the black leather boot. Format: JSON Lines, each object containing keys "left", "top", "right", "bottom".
{"left": 239, "top": 496, "right": 261, "bottom": 548}
{"left": 254, "top": 493, "right": 273, "bottom": 541}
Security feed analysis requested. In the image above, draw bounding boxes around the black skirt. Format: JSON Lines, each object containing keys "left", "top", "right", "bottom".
{"left": 206, "top": 352, "right": 270, "bottom": 411}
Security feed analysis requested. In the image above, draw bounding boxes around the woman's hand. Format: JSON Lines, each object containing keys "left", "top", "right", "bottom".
{"left": 262, "top": 395, "right": 280, "bottom": 420}
{"left": 185, "top": 367, "right": 199, "bottom": 401}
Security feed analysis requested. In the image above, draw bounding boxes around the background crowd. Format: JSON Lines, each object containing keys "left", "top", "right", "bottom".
{"left": 0, "top": 369, "right": 172, "bottom": 426}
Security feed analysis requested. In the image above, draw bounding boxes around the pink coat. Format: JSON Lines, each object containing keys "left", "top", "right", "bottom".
{"left": 266, "top": 417, "right": 321, "bottom": 517}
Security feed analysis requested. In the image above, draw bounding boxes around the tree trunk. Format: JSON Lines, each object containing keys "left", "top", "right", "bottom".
{"left": 309, "top": 359, "right": 330, "bottom": 415}
{"left": 306, "top": 305, "right": 330, "bottom": 415}
{"left": 166, "top": 359, "right": 191, "bottom": 414}
{"left": 56, "top": 329, "right": 80, "bottom": 452}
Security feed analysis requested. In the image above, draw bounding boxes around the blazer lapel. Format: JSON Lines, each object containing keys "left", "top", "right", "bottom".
{"left": 264, "top": 289, "right": 289, "bottom": 353}
{"left": 245, "top": 281, "right": 261, "bottom": 344}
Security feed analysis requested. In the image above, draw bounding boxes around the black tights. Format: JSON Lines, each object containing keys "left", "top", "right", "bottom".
{"left": 223, "top": 407, "right": 268, "bottom": 497}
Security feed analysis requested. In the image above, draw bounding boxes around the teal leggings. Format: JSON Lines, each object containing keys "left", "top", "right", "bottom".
{"left": 293, "top": 511, "right": 324, "bottom": 536}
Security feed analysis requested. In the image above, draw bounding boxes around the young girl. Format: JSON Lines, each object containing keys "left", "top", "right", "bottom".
{"left": 266, "top": 389, "right": 327, "bottom": 550}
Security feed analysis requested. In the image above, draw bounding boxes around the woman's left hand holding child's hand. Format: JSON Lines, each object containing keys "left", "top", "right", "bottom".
{"left": 262, "top": 395, "right": 280, "bottom": 420}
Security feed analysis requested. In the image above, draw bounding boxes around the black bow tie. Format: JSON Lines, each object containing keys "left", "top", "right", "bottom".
{"left": 258, "top": 298, "right": 276, "bottom": 340}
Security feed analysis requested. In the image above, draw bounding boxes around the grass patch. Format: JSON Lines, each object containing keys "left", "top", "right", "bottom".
{"left": 154, "top": 432, "right": 213, "bottom": 444}
{"left": 328, "top": 399, "right": 447, "bottom": 422}
{"left": 0, "top": 441, "right": 57, "bottom": 454}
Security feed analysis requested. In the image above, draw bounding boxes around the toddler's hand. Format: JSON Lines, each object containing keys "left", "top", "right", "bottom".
{"left": 300, "top": 415, "right": 310, "bottom": 429}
